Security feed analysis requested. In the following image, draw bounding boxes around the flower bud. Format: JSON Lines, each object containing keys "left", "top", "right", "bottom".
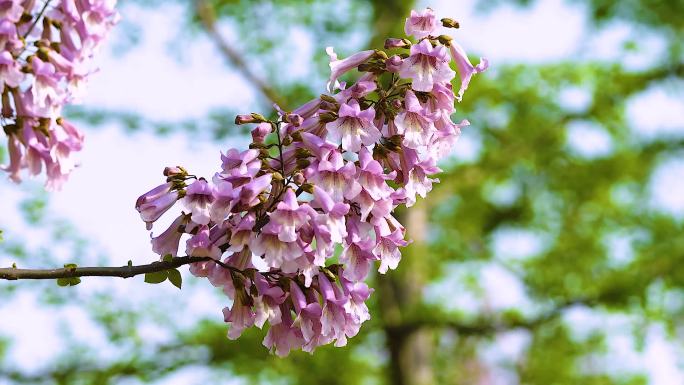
{"left": 437, "top": 34, "right": 453, "bottom": 46}
{"left": 300, "top": 183, "right": 315, "bottom": 194}
{"left": 284, "top": 113, "right": 303, "bottom": 127}
{"left": 293, "top": 172, "right": 305, "bottom": 185}
{"left": 373, "top": 50, "right": 388, "bottom": 60}
{"left": 235, "top": 113, "right": 268, "bottom": 125}
{"left": 164, "top": 166, "right": 187, "bottom": 178}
{"left": 258, "top": 149, "right": 271, "bottom": 159}
{"left": 320, "top": 94, "right": 337, "bottom": 103}
{"left": 384, "top": 38, "right": 411, "bottom": 49}
{"left": 441, "top": 17, "right": 460, "bottom": 28}
{"left": 296, "top": 158, "right": 311, "bottom": 169}
{"left": 391, "top": 99, "right": 402, "bottom": 109}
{"left": 251, "top": 122, "right": 270, "bottom": 143}
{"left": 318, "top": 112, "right": 338, "bottom": 123}
{"left": 386, "top": 55, "right": 403, "bottom": 72}
{"left": 249, "top": 142, "right": 267, "bottom": 149}
{"left": 291, "top": 131, "right": 303, "bottom": 142}
{"left": 295, "top": 148, "right": 312, "bottom": 159}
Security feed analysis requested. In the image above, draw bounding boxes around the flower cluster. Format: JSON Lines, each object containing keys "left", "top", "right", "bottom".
{"left": 136, "top": 7, "right": 487, "bottom": 356}
{"left": 0, "top": 0, "right": 119, "bottom": 190}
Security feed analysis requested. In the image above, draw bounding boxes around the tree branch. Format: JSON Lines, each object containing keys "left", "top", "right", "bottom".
{"left": 193, "top": 0, "right": 286, "bottom": 108}
{"left": 0, "top": 256, "right": 214, "bottom": 280}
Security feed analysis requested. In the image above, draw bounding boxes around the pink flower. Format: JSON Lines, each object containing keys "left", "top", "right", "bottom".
{"left": 399, "top": 39, "right": 455, "bottom": 92}
{"left": 305, "top": 148, "right": 360, "bottom": 202}
{"left": 375, "top": 228, "right": 408, "bottom": 274}
{"left": 223, "top": 292, "right": 256, "bottom": 340}
{"left": 151, "top": 214, "right": 188, "bottom": 257}
{"left": 186, "top": 225, "right": 221, "bottom": 259}
{"left": 404, "top": 8, "right": 438, "bottom": 39}
{"left": 30, "top": 58, "right": 61, "bottom": 111}
{"left": 209, "top": 181, "right": 235, "bottom": 222}
{"left": 395, "top": 90, "right": 438, "bottom": 149}
{"left": 325, "top": 47, "right": 375, "bottom": 92}
{"left": 0, "top": 51, "right": 23, "bottom": 88}
{"left": 326, "top": 99, "right": 380, "bottom": 152}
{"left": 0, "top": 134, "right": 22, "bottom": 183}
{"left": 253, "top": 273, "right": 286, "bottom": 327}
{"left": 449, "top": 41, "right": 489, "bottom": 102}
{"left": 182, "top": 179, "right": 214, "bottom": 226}
{"left": 135, "top": 182, "right": 180, "bottom": 230}
{"left": 249, "top": 226, "right": 302, "bottom": 268}
{"left": 263, "top": 307, "right": 304, "bottom": 357}
{"left": 235, "top": 174, "right": 272, "bottom": 209}
{"left": 269, "top": 189, "right": 314, "bottom": 242}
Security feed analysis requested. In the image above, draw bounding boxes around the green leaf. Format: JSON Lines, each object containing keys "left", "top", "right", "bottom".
{"left": 63, "top": 263, "right": 78, "bottom": 270}
{"left": 57, "top": 277, "right": 81, "bottom": 287}
{"left": 167, "top": 269, "right": 182, "bottom": 289}
{"left": 144, "top": 271, "right": 167, "bottom": 284}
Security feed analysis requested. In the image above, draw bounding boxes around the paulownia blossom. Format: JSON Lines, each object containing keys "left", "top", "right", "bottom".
{"left": 135, "top": 7, "right": 487, "bottom": 356}
{"left": 0, "top": 0, "right": 119, "bottom": 190}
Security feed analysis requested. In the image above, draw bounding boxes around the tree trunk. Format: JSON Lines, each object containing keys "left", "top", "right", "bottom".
{"left": 377, "top": 200, "right": 434, "bottom": 385}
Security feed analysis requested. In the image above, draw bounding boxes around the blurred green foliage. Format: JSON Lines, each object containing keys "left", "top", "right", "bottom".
{"left": 2, "top": 0, "right": 684, "bottom": 384}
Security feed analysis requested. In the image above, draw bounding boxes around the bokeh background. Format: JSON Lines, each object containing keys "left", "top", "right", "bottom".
{"left": 1, "top": 0, "right": 684, "bottom": 384}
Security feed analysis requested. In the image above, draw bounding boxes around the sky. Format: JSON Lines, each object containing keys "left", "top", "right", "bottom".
{"left": 1, "top": 0, "right": 684, "bottom": 384}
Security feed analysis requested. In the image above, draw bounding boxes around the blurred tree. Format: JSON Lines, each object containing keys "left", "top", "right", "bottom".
{"left": 1, "top": 0, "right": 683, "bottom": 384}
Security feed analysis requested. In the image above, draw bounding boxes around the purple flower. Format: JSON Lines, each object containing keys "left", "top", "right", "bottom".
{"left": 269, "top": 189, "right": 314, "bottom": 242}
{"left": 340, "top": 277, "right": 373, "bottom": 324}
{"left": 235, "top": 174, "right": 272, "bottom": 209}
{"left": 449, "top": 41, "right": 489, "bottom": 102}
{"left": 263, "top": 306, "right": 304, "bottom": 357}
{"left": 253, "top": 273, "right": 286, "bottom": 327}
{"left": 225, "top": 213, "right": 255, "bottom": 253}
{"left": 403, "top": 157, "right": 441, "bottom": 207}
{"left": 251, "top": 122, "right": 271, "bottom": 143}
{"left": 186, "top": 225, "right": 221, "bottom": 259}
{"left": 317, "top": 272, "right": 349, "bottom": 346}
{"left": 395, "top": 90, "right": 438, "bottom": 149}
{"left": 249, "top": 226, "right": 302, "bottom": 268}
{"left": 0, "top": 0, "right": 22, "bottom": 22}
{"left": 223, "top": 292, "right": 256, "bottom": 340}
{"left": 151, "top": 214, "right": 188, "bottom": 257}
{"left": 334, "top": 74, "right": 378, "bottom": 103}
{"left": 326, "top": 99, "right": 380, "bottom": 152}
{"left": 0, "top": 134, "right": 22, "bottom": 183}
{"left": 305, "top": 147, "right": 360, "bottom": 202}
{"left": 340, "top": 217, "right": 377, "bottom": 281}
{"left": 385, "top": 55, "right": 403, "bottom": 72}
{"left": 404, "top": 8, "right": 438, "bottom": 39}
{"left": 325, "top": 47, "right": 375, "bottom": 92}
{"left": 399, "top": 39, "right": 455, "bottom": 92}
{"left": 313, "top": 185, "right": 348, "bottom": 243}
{"left": 182, "top": 179, "right": 214, "bottom": 226}
{"left": 209, "top": 181, "right": 235, "bottom": 223}
{"left": 0, "top": 51, "right": 23, "bottom": 88}
{"left": 30, "top": 58, "right": 61, "bottom": 110}
{"left": 375, "top": 228, "right": 408, "bottom": 274}
{"left": 289, "top": 281, "right": 323, "bottom": 344}
{"left": 135, "top": 182, "right": 180, "bottom": 230}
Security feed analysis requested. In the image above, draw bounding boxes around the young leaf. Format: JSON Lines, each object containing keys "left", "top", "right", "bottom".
{"left": 167, "top": 269, "right": 182, "bottom": 289}
{"left": 144, "top": 270, "right": 168, "bottom": 284}
{"left": 57, "top": 277, "right": 81, "bottom": 287}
